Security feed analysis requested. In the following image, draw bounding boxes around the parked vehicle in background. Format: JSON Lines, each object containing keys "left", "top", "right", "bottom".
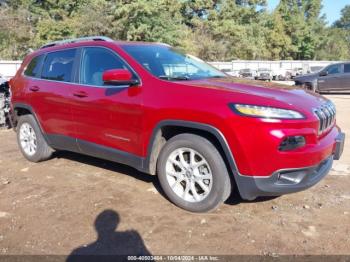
{"left": 291, "top": 68, "right": 303, "bottom": 78}
{"left": 221, "top": 68, "right": 239, "bottom": 77}
{"left": 308, "top": 66, "right": 324, "bottom": 74}
{"left": 239, "top": 68, "right": 256, "bottom": 79}
{"left": 0, "top": 74, "right": 7, "bottom": 84}
{"left": 255, "top": 68, "right": 273, "bottom": 81}
{"left": 0, "top": 81, "right": 11, "bottom": 128}
{"left": 9, "top": 36, "right": 345, "bottom": 212}
{"left": 294, "top": 62, "right": 350, "bottom": 92}
{"left": 272, "top": 68, "right": 291, "bottom": 81}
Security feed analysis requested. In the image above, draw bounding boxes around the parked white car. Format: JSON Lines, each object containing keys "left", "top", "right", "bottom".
{"left": 221, "top": 69, "right": 240, "bottom": 77}
{"left": 255, "top": 68, "right": 273, "bottom": 81}
{"left": 272, "top": 68, "right": 292, "bottom": 81}
{"left": 239, "top": 68, "right": 257, "bottom": 79}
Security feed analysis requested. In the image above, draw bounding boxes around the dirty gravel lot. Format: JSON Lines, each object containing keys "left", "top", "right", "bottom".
{"left": 0, "top": 94, "right": 349, "bottom": 256}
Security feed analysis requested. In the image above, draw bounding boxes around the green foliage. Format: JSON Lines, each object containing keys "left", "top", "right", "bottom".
{"left": 111, "top": 0, "right": 188, "bottom": 46}
{"left": 314, "top": 28, "right": 350, "bottom": 60}
{"left": 334, "top": 5, "right": 350, "bottom": 29}
{"left": 0, "top": 0, "right": 349, "bottom": 61}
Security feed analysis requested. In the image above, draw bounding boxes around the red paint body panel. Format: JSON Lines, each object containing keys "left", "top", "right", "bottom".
{"left": 10, "top": 40, "right": 341, "bottom": 178}
{"left": 102, "top": 69, "right": 133, "bottom": 82}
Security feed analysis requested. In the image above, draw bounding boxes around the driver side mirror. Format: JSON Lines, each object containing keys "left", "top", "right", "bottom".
{"left": 319, "top": 71, "right": 328, "bottom": 77}
{"left": 102, "top": 69, "right": 139, "bottom": 86}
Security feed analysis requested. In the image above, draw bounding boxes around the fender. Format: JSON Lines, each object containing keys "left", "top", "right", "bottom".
{"left": 143, "top": 120, "right": 240, "bottom": 176}
{"left": 12, "top": 103, "right": 44, "bottom": 132}
{"left": 143, "top": 120, "right": 261, "bottom": 200}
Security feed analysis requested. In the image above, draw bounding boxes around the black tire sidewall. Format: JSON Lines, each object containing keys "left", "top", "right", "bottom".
{"left": 16, "top": 115, "right": 50, "bottom": 162}
{"left": 157, "top": 134, "right": 230, "bottom": 213}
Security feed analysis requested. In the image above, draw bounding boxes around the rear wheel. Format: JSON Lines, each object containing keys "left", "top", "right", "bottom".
{"left": 16, "top": 114, "right": 54, "bottom": 162}
{"left": 157, "top": 134, "right": 231, "bottom": 212}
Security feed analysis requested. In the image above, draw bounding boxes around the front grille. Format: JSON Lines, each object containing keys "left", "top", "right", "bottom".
{"left": 313, "top": 102, "right": 336, "bottom": 135}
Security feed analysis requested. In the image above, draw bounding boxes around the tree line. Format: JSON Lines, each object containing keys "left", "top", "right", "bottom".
{"left": 0, "top": 0, "right": 349, "bottom": 61}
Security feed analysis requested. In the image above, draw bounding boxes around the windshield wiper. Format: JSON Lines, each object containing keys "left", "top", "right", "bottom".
{"left": 158, "top": 75, "right": 190, "bottom": 81}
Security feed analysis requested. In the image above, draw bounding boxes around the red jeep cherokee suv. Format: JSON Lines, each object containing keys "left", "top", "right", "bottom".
{"left": 10, "top": 36, "right": 345, "bottom": 212}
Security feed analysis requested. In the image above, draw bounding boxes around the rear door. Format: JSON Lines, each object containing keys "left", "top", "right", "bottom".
{"left": 318, "top": 64, "right": 343, "bottom": 91}
{"left": 27, "top": 48, "right": 79, "bottom": 149}
{"left": 341, "top": 63, "right": 350, "bottom": 90}
{"left": 69, "top": 46, "right": 143, "bottom": 157}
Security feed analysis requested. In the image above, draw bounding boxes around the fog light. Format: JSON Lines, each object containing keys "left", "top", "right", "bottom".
{"left": 279, "top": 136, "right": 306, "bottom": 151}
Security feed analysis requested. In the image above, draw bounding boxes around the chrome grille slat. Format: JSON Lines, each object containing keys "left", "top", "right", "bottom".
{"left": 323, "top": 107, "right": 331, "bottom": 128}
{"left": 313, "top": 102, "right": 336, "bottom": 135}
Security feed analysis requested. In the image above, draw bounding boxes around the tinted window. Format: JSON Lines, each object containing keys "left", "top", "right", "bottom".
{"left": 327, "top": 64, "right": 341, "bottom": 75}
{"left": 41, "top": 49, "right": 76, "bottom": 82}
{"left": 344, "top": 64, "right": 350, "bottom": 73}
{"left": 24, "top": 55, "right": 45, "bottom": 77}
{"left": 80, "top": 47, "right": 130, "bottom": 86}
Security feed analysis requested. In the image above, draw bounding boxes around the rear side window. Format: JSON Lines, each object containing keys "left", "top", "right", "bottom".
{"left": 344, "top": 64, "right": 350, "bottom": 73}
{"left": 41, "top": 49, "right": 76, "bottom": 82}
{"left": 24, "top": 55, "right": 45, "bottom": 77}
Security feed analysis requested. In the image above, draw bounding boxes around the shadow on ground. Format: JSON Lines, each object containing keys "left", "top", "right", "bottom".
{"left": 54, "top": 151, "right": 278, "bottom": 208}
{"left": 66, "top": 209, "right": 151, "bottom": 262}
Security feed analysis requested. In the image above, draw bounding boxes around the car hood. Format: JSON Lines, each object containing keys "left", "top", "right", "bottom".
{"left": 183, "top": 77, "right": 328, "bottom": 110}
{"left": 294, "top": 72, "right": 318, "bottom": 82}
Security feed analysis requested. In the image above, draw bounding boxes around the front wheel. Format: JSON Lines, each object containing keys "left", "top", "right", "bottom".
{"left": 302, "top": 82, "right": 318, "bottom": 93}
{"left": 157, "top": 134, "right": 231, "bottom": 212}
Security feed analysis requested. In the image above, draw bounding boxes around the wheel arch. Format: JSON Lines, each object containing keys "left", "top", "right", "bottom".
{"left": 144, "top": 120, "right": 239, "bottom": 180}
{"left": 12, "top": 103, "right": 45, "bottom": 134}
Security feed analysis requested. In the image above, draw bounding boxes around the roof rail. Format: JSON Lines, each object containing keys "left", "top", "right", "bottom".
{"left": 40, "top": 36, "right": 113, "bottom": 49}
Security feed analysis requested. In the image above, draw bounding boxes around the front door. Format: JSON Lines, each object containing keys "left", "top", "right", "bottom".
{"left": 318, "top": 64, "right": 343, "bottom": 91}
{"left": 70, "top": 46, "right": 144, "bottom": 158}
{"left": 340, "top": 63, "right": 350, "bottom": 91}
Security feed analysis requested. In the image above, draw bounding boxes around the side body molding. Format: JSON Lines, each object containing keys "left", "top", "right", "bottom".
{"left": 11, "top": 109, "right": 249, "bottom": 198}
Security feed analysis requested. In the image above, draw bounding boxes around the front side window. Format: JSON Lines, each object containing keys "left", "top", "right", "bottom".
{"left": 80, "top": 47, "right": 131, "bottom": 86}
{"left": 121, "top": 45, "right": 225, "bottom": 81}
{"left": 24, "top": 54, "right": 45, "bottom": 77}
{"left": 41, "top": 49, "right": 76, "bottom": 82}
{"left": 327, "top": 64, "right": 342, "bottom": 75}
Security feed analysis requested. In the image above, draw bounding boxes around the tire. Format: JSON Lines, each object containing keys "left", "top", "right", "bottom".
{"left": 303, "top": 82, "right": 318, "bottom": 93}
{"left": 16, "top": 114, "right": 54, "bottom": 162}
{"left": 311, "top": 83, "right": 319, "bottom": 93}
{"left": 157, "top": 134, "right": 231, "bottom": 212}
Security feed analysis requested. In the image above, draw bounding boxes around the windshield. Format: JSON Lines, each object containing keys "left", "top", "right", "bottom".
{"left": 310, "top": 66, "right": 324, "bottom": 72}
{"left": 121, "top": 44, "right": 226, "bottom": 80}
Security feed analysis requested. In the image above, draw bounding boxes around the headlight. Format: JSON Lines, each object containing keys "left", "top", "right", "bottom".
{"left": 230, "top": 104, "right": 305, "bottom": 119}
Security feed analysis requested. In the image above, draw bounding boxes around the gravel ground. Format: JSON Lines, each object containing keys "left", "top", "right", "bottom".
{"left": 0, "top": 94, "right": 349, "bottom": 256}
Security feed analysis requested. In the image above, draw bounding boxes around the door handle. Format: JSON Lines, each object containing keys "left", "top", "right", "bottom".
{"left": 29, "top": 86, "right": 40, "bottom": 92}
{"left": 73, "top": 91, "right": 89, "bottom": 98}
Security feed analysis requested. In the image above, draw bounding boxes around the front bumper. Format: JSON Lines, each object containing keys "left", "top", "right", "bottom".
{"left": 236, "top": 132, "right": 345, "bottom": 200}
{"left": 256, "top": 75, "right": 271, "bottom": 80}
